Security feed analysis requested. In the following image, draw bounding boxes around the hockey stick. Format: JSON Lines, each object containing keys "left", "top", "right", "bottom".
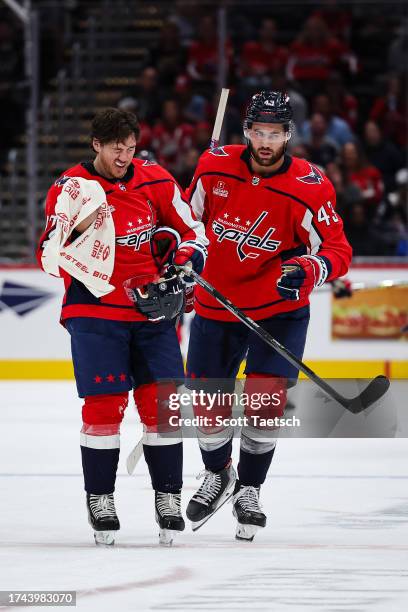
{"left": 126, "top": 437, "right": 143, "bottom": 475}
{"left": 184, "top": 269, "right": 390, "bottom": 414}
{"left": 210, "top": 88, "right": 229, "bottom": 150}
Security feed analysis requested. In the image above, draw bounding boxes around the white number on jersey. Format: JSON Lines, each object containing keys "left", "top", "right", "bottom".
{"left": 317, "top": 201, "right": 339, "bottom": 226}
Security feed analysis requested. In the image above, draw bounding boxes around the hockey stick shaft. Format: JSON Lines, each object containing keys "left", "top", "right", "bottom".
{"left": 210, "top": 88, "right": 229, "bottom": 150}
{"left": 126, "top": 436, "right": 143, "bottom": 475}
{"left": 187, "top": 269, "right": 390, "bottom": 413}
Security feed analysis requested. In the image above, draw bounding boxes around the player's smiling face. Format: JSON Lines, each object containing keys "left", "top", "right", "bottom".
{"left": 93, "top": 134, "right": 137, "bottom": 179}
{"left": 247, "top": 122, "right": 289, "bottom": 168}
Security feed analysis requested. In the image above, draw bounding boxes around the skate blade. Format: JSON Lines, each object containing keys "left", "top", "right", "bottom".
{"left": 235, "top": 523, "right": 261, "bottom": 542}
{"left": 190, "top": 487, "right": 235, "bottom": 532}
{"left": 94, "top": 530, "right": 116, "bottom": 546}
{"left": 159, "top": 528, "right": 176, "bottom": 546}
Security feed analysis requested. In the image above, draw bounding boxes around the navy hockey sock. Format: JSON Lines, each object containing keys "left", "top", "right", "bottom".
{"left": 143, "top": 442, "right": 183, "bottom": 492}
{"left": 238, "top": 447, "right": 276, "bottom": 487}
{"left": 200, "top": 438, "right": 232, "bottom": 473}
{"left": 81, "top": 446, "right": 119, "bottom": 495}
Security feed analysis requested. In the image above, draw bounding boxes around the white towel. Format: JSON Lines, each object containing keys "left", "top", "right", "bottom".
{"left": 41, "top": 176, "right": 116, "bottom": 297}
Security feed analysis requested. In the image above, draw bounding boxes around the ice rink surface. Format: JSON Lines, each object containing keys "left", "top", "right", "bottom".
{"left": 0, "top": 382, "right": 407, "bottom": 611}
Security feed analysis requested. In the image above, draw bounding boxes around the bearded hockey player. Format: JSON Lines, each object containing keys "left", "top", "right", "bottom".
{"left": 37, "top": 108, "right": 208, "bottom": 546}
{"left": 185, "top": 91, "right": 352, "bottom": 540}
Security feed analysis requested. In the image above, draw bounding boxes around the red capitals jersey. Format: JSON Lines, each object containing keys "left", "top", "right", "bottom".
{"left": 37, "top": 159, "right": 207, "bottom": 322}
{"left": 186, "top": 145, "right": 352, "bottom": 322}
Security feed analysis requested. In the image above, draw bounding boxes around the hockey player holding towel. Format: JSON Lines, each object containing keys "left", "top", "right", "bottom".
{"left": 37, "top": 108, "right": 208, "bottom": 546}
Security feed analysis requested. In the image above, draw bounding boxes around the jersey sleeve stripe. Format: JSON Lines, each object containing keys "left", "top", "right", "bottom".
{"left": 190, "top": 177, "right": 206, "bottom": 220}
{"left": 300, "top": 209, "right": 322, "bottom": 255}
{"left": 172, "top": 184, "right": 209, "bottom": 247}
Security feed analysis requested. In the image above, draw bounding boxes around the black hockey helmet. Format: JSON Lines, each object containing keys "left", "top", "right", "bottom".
{"left": 244, "top": 91, "right": 293, "bottom": 130}
{"left": 126, "top": 266, "right": 185, "bottom": 322}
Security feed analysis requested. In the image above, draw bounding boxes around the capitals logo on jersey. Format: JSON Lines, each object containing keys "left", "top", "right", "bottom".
{"left": 209, "top": 146, "right": 228, "bottom": 157}
{"left": 212, "top": 211, "right": 281, "bottom": 261}
{"left": 296, "top": 163, "right": 324, "bottom": 185}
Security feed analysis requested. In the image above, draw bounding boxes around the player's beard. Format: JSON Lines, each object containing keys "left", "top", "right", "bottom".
{"left": 249, "top": 142, "right": 286, "bottom": 167}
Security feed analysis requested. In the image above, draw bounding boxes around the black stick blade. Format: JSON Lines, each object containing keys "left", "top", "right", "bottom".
{"left": 347, "top": 375, "right": 390, "bottom": 414}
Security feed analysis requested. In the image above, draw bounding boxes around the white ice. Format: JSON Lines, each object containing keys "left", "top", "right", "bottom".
{"left": 0, "top": 381, "right": 407, "bottom": 611}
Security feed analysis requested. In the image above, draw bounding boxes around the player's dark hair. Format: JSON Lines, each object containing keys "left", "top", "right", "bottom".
{"left": 91, "top": 108, "right": 140, "bottom": 148}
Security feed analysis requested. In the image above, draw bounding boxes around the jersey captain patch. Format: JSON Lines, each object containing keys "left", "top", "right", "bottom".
{"left": 296, "top": 164, "right": 324, "bottom": 185}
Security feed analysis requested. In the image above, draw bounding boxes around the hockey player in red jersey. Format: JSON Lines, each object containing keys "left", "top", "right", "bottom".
{"left": 37, "top": 108, "right": 208, "bottom": 546}
{"left": 184, "top": 91, "right": 352, "bottom": 540}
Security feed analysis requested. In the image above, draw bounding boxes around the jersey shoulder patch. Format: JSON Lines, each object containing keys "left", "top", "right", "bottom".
{"left": 208, "top": 146, "right": 229, "bottom": 157}
{"left": 296, "top": 163, "right": 325, "bottom": 185}
{"left": 54, "top": 175, "right": 71, "bottom": 187}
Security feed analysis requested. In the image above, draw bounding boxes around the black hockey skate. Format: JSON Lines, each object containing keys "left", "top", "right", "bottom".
{"left": 155, "top": 491, "right": 185, "bottom": 546}
{"left": 186, "top": 462, "right": 237, "bottom": 531}
{"left": 232, "top": 481, "right": 266, "bottom": 542}
{"left": 86, "top": 493, "right": 120, "bottom": 546}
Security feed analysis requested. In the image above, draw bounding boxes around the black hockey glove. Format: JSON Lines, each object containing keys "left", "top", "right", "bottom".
{"left": 128, "top": 266, "right": 185, "bottom": 322}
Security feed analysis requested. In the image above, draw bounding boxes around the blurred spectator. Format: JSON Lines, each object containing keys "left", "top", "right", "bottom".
{"left": 387, "top": 169, "right": 408, "bottom": 255}
{"left": 301, "top": 93, "right": 354, "bottom": 147}
{"left": 369, "top": 75, "right": 407, "bottom": 148}
{"left": 301, "top": 112, "right": 339, "bottom": 167}
{"left": 168, "top": 2, "right": 200, "bottom": 46}
{"left": 119, "top": 67, "right": 162, "bottom": 125}
{"left": 173, "top": 74, "right": 208, "bottom": 124}
{"left": 340, "top": 141, "right": 384, "bottom": 212}
{"left": 187, "top": 16, "right": 233, "bottom": 94}
{"left": 388, "top": 20, "right": 408, "bottom": 76}
{"left": 134, "top": 149, "right": 157, "bottom": 163}
{"left": 270, "top": 72, "right": 308, "bottom": 136}
{"left": 287, "top": 16, "right": 357, "bottom": 98}
{"left": 325, "top": 72, "right": 358, "bottom": 130}
{"left": 370, "top": 207, "right": 408, "bottom": 256}
{"left": 177, "top": 148, "right": 201, "bottom": 189}
{"left": 148, "top": 21, "right": 187, "bottom": 89}
{"left": 207, "top": 90, "right": 242, "bottom": 144}
{"left": 325, "top": 161, "right": 362, "bottom": 217}
{"left": 194, "top": 121, "right": 212, "bottom": 153}
{"left": 289, "top": 143, "right": 311, "bottom": 161}
{"left": 117, "top": 97, "right": 152, "bottom": 151}
{"left": 239, "top": 19, "right": 289, "bottom": 88}
{"left": 151, "top": 99, "right": 195, "bottom": 178}
{"left": 363, "top": 120, "right": 404, "bottom": 193}
{"left": 343, "top": 203, "right": 378, "bottom": 256}
{"left": 312, "top": 0, "right": 352, "bottom": 42}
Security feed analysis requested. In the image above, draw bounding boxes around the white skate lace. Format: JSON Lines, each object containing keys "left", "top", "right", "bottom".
{"left": 232, "top": 486, "right": 262, "bottom": 513}
{"left": 89, "top": 494, "right": 116, "bottom": 519}
{"left": 156, "top": 492, "right": 182, "bottom": 518}
{"left": 192, "top": 470, "right": 221, "bottom": 506}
